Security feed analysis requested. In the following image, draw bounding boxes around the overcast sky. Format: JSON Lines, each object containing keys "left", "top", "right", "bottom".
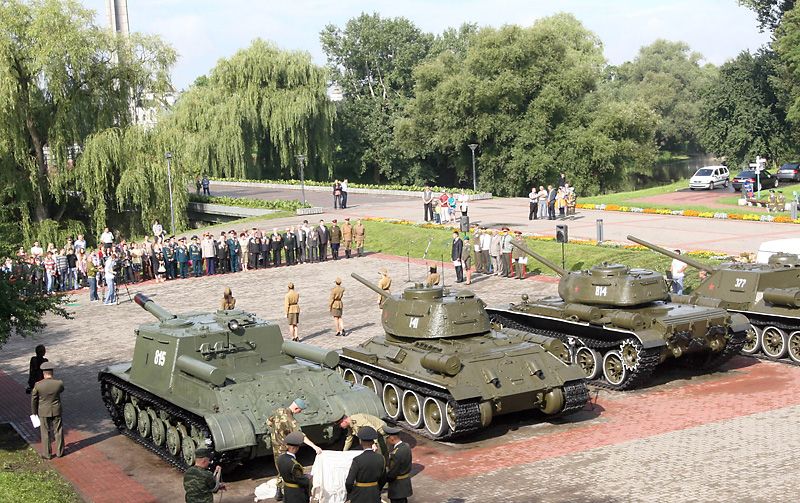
{"left": 83, "top": 0, "right": 772, "bottom": 90}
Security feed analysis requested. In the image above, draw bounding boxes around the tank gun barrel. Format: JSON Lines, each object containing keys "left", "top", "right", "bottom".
{"left": 134, "top": 293, "right": 176, "bottom": 322}
{"left": 511, "top": 242, "right": 566, "bottom": 276}
{"left": 627, "top": 236, "right": 715, "bottom": 273}
{"left": 351, "top": 273, "right": 389, "bottom": 298}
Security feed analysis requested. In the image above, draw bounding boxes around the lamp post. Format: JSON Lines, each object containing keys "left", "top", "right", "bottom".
{"left": 165, "top": 152, "right": 175, "bottom": 235}
{"left": 468, "top": 144, "right": 478, "bottom": 192}
{"left": 295, "top": 154, "right": 307, "bottom": 205}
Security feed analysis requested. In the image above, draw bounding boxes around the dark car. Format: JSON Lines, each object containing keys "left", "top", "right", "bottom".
{"left": 732, "top": 170, "right": 779, "bottom": 192}
{"left": 777, "top": 163, "right": 800, "bottom": 182}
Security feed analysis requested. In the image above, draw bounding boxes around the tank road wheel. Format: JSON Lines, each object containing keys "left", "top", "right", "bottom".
{"left": 382, "top": 384, "right": 403, "bottom": 420}
{"left": 620, "top": 340, "right": 644, "bottom": 371}
{"left": 445, "top": 402, "right": 457, "bottom": 432}
{"left": 575, "top": 347, "right": 601, "bottom": 380}
{"left": 181, "top": 436, "right": 197, "bottom": 467}
{"left": 123, "top": 402, "right": 138, "bottom": 431}
{"left": 422, "top": 397, "right": 449, "bottom": 438}
{"left": 111, "top": 385, "right": 125, "bottom": 405}
{"left": 761, "top": 326, "right": 788, "bottom": 359}
{"left": 602, "top": 350, "right": 629, "bottom": 387}
{"left": 741, "top": 324, "right": 761, "bottom": 355}
{"left": 151, "top": 418, "right": 166, "bottom": 447}
{"left": 402, "top": 390, "right": 424, "bottom": 428}
{"left": 137, "top": 409, "right": 151, "bottom": 438}
{"left": 166, "top": 426, "right": 181, "bottom": 456}
{"left": 361, "top": 375, "right": 382, "bottom": 395}
{"left": 788, "top": 332, "right": 800, "bottom": 364}
{"left": 540, "top": 387, "right": 566, "bottom": 415}
{"left": 342, "top": 368, "right": 360, "bottom": 386}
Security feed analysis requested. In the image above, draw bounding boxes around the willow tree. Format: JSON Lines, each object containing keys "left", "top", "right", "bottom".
{"left": 0, "top": 0, "right": 177, "bottom": 235}
{"left": 167, "top": 39, "right": 334, "bottom": 181}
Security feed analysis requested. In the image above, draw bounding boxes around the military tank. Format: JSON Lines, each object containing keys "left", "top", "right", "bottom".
{"left": 486, "top": 242, "right": 751, "bottom": 390}
{"left": 337, "top": 273, "right": 589, "bottom": 440}
{"left": 629, "top": 235, "right": 800, "bottom": 363}
{"left": 98, "top": 294, "right": 384, "bottom": 470}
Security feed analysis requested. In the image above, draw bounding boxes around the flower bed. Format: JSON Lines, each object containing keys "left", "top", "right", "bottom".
{"left": 575, "top": 203, "right": 800, "bottom": 224}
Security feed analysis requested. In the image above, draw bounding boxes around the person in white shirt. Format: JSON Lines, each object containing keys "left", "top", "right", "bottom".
{"left": 459, "top": 189, "right": 469, "bottom": 217}
{"left": 99, "top": 227, "right": 114, "bottom": 250}
{"left": 74, "top": 235, "right": 86, "bottom": 252}
{"left": 671, "top": 250, "right": 688, "bottom": 294}
{"left": 104, "top": 255, "right": 117, "bottom": 305}
{"left": 528, "top": 187, "right": 539, "bottom": 220}
{"left": 30, "top": 241, "right": 43, "bottom": 258}
{"left": 152, "top": 220, "right": 164, "bottom": 239}
{"left": 341, "top": 179, "right": 349, "bottom": 209}
{"left": 537, "top": 186, "right": 548, "bottom": 219}
{"left": 479, "top": 228, "right": 492, "bottom": 274}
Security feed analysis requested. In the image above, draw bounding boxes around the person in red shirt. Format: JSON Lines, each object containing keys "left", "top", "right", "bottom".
{"left": 42, "top": 251, "right": 56, "bottom": 293}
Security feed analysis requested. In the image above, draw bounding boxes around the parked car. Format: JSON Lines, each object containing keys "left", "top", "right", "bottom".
{"left": 689, "top": 165, "right": 730, "bottom": 190}
{"left": 776, "top": 163, "right": 800, "bottom": 182}
{"left": 731, "top": 170, "right": 779, "bottom": 192}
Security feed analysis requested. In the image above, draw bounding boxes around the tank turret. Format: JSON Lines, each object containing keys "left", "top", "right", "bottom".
{"left": 629, "top": 235, "right": 800, "bottom": 363}
{"left": 485, "top": 241, "right": 751, "bottom": 390}
{"left": 337, "top": 274, "right": 589, "bottom": 440}
{"left": 98, "top": 295, "right": 384, "bottom": 471}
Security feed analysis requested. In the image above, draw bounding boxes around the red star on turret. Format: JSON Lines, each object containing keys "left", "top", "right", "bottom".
{"left": 575, "top": 286, "right": 579, "bottom": 292}
{"left": 708, "top": 284, "right": 714, "bottom": 290}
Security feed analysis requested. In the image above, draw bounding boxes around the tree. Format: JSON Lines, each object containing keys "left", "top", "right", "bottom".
{"left": 774, "top": 7, "right": 800, "bottom": 129}
{"left": 0, "top": 273, "right": 71, "bottom": 347}
{"left": 0, "top": 0, "right": 177, "bottom": 234}
{"left": 739, "top": 0, "right": 795, "bottom": 32}
{"left": 395, "top": 14, "right": 657, "bottom": 196}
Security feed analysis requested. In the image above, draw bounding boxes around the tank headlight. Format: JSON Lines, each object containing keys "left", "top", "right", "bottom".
{"left": 228, "top": 319, "right": 240, "bottom": 331}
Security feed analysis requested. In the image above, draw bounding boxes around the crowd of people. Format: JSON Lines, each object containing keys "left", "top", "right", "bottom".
{"left": 528, "top": 173, "right": 577, "bottom": 220}
{"left": 421, "top": 187, "right": 470, "bottom": 224}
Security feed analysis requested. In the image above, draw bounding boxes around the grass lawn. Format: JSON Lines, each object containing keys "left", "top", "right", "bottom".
{"left": 0, "top": 424, "right": 81, "bottom": 503}
{"left": 579, "top": 180, "right": 687, "bottom": 205}
{"left": 361, "top": 220, "right": 723, "bottom": 293}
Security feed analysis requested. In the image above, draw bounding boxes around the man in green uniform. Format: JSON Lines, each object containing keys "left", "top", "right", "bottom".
{"left": 336, "top": 413, "right": 388, "bottom": 459}
{"left": 189, "top": 236, "right": 203, "bottom": 277}
{"left": 183, "top": 447, "right": 226, "bottom": 503}
{"left": 512, "top": 231, "right": 527, "bottom": 279}
{"left": 267, "top": 399, "right": 322, "bottom": 501}
{"left": 383, "top": 426, "right": 412, "bottom": 503}
{"left": 31, "top": 362, "right": 64, "bottom": 459}
{"left": 176, "top": 237, "right": 189, "bottom": 279}
{"left": 163, "top": 237, "right": 176, "bottom": 280}
{"left": 277, "top": 431, "right": 311, "bottom": 503}
{"left": 768, "top": 189, "right": 778, "bottom": 211}
{"left": 341, "top": 218, "right": 353, "bottom": 258}
{"left": 345, "top": 426, "right": 386, "bottom": 503}
{"left": 227, "top": 231, "right": 240, "bottom": 272}
{"left": 330, "top": 219, "right": 342, "bottom": 260}
{"left": 353, "top": 219, "right": 366, "bottom": 257}
{"left": 777, "top": 191, "right": 786, "bottom": 211}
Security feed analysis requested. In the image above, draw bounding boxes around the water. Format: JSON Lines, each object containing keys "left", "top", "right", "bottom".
{"left": 621, "top": 154, "right": 717, "bottom": 192}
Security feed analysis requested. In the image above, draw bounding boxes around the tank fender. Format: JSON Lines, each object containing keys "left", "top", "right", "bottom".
{"left": 448, "top": 386, "right": 482, "bottom": 401}
{"left": 632, "top": 330, "right": 667, "bottom": 349}
{"left": 729, "top": 313, "right": 752, "bottom": 333}
{"left": 204, "top": 413, "right": 256, "bottom": 452}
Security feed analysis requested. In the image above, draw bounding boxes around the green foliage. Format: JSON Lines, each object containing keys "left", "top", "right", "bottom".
{"left": 395, "top": 14, "right": 657, "bottom": 196}
{"left": 738, "top": 0, "right": 795, "bottom": 32}
{"left": 774, "top": 7, "right": 800, "bottom": 130}
{"left": 188, "top": 194, "right": 310, "bottom": 211}
{"left": 23, "top": 220, "right": 87, "bottom": 251}
{"left": 0, "top": 273, "right": 71, "bottom": 347}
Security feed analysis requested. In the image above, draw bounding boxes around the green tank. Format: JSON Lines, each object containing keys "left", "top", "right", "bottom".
{"left": 486, "top": 242, "right": 751, "bottom": 390}
{"left": 629, "top": 235, "right": 800, "bottom": 363}
{"left": 337, "top": 273, "right": 589, "bottom": 440}
{"left": 98, "top": 294, "right": 384, "bottom": 470}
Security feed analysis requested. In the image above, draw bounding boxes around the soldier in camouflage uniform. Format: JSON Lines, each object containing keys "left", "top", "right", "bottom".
{"left": 183, "top": 447, "right": 226, "bottom": 503}
{"left": 266, "top": 399, "right": 321, "bottom": 501}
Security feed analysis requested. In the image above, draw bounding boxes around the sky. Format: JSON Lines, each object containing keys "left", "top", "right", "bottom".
{"left": 83, "top": 0, "right": 773, "bottom": 90}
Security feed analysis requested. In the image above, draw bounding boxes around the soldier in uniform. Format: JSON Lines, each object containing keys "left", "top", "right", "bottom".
{"left": 277, "top": 431, "right": 311, "bottom": 503}
{"left": 294, "top": 224, "right": 306, "bottom": 264}
{"left": 183, "top": 447, "right": 226, "bottom": 503}
{"left": 378, "top": 268, "right": 391, "bottom": 307}
{"left": 330, "top": 277, "right": 346, "bottom": 336}
{"left": 512, "top": 231, "right": 526, "bottom": 279}
{"left": 31, "top": 362, "right": 65, "bottom": 459}
{"left": 285, "top": 283, "right": 300, "bottom": 341}
{"left": 353, "top": 219, "right": 366, "bottom": 257}
{"left": 383, "top": 425, "right": 412, "bottom": 503}
{"left": 189, "top": 236, "right": 203, "bottom": 277}
{"left": 176, "top": 237, "right": 190, "bottom": 279}
{"left": 768, "top": 189, "right": 778, "bottom": 211}
{"left": 425, "top": 265, "right": 440, "bottom": 287}
{"left": 227, "top": 231, "right": 241, "bottom": 272}
{"left": 271, "top": 228, "right": 284, "bottom": 267}
{"left": 307, "top": 226, "right": 319, "bottom": 263}
{"left": 266, "top": 399, "right": 322, "bottom": 501}
{"left": 284, "top": 227, "right": 296, "bottom": 266}
{"left": 345, "top": 426, "right": 386, "bottom": 503}
{"left": 777, "top": 191, "right": 786, "bottom": 211}
{"left": 163, "top": 237, "right": 175, "bottom": 280}
{"left": 341, "top": 218, "right": 353, "bottom": 258}
{"left": 337, "top": 413, "right": 388, "bottom": 459}
{"left": 461, "top": 235, "right": 472, "bottom": 285}
{"left": 330, "top": 219, "right": 342, "bottom": 260}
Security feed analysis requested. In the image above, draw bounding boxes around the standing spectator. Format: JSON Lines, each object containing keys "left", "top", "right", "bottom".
{"left": 261, "top": 229, "right": 271, "bottom": 268}
{"left": 459, "top": 189, "right": 469, "bottom": 217}
{"left": 547, "top": 185, "right": 557, "bottom": 220}
{"left": 285, "top": 283, "right": 300, "bottom": 341}
{"left": 330, "top": 220, "right": 342, "bottom": 260}
{"left": 452, "top": 231, "right": 464, "bottom": 283}
{"left": 558, "top": 172, "right": 566, "bottom": 188}
{"left": 341, "top": 218, "right": 353, "bottom": 259}
{"left": 317, "top": 220, "right": 330, "bottom": 261}
{"left": 140, "top": 236, "right": 153, "bottom": 280}
{"left": 74, "top": 235, "right": 86, "bottom": 253}
{"left": 528, "top": 187, "right": 539, "bottom": 220}
{"left": 66, "top": 248, "right": 78, "bottom": 290}
{"left": 248, "top": 229, "right": 261, "bottom": 270}
{"left": 221, "top": 287, "right": 236, "bottom": 309}
{"left": 176, "top": 238, "right": 189, "bottom": 279}
{"left": 461, "top": 235, "right": 472, "bottom": 285}
{"left": 447, "top": 192, "right": 457, "bottom": 223}
{"left": 227, "top": 231, "right": 241, "bottom": 272}
{"left": 189, "top": 236, "right": 202, "bottom": 277}
{"left": 30, "top": 241, "right": 43, "bottom": 258}
{"left": 131, "top": 243, "right": 143, "bottom": 283}
{"left": 104, "top": 254, "right": 117, "bottom": 305}
{"left": 27, "top": 345, "right": 48, "bottom": 394}
{"left": 154, "top": 245, "right": 166, "bottom": 283}
{"left": 238, "top": 232, "right": 249, "bottom": 271}
{"left": 216, "top": 232, "right": 229, "bottom": 273}
{"left": 86, "top": 251, "right": 99, "bottom": 301}
{"left": 556, "top": 187, "right": 567, "bottom": 220}
{"left": 100, "top": 227, "right": 114, "bottom": 250}
{"left": 341, "top": 178, "right": 349, "bottom": 209}
{"left": 538, "top": 186, "right": 548, "bottom": 220}
{"left": 566, "top": 186, "right": 577, "bottom": 220}
{"left": 201, "top": 175, "right": 210, "bottom": 196}
{"left": 439, "top": 191, "right": 449, "bottom": 223}
{"left": 43, "top": 251, "right": 56, "bottom": 293}
{"left": 31, "top": 362, "right": 65, "bottom": 459}
{"left": 353, "top": 219, "right": 366, "bottom": 258}
{"left": 120, "top": 244, "right": 134, "bottom": 284}
{"left": 194, "top": 175, "right": 202, "bottom": 195}
{"left": 478, "top": 228, "right": 492, "bottom": 274}
{"left": 671, "top": 250, "right": 688, "bottom": 294}
{"left": 202, "top": 233, "right": 216, "bottom": 275}
{"left": 294, "top": 224, "right": 306, "bottom": 264}
{"left": 422, "top": 186, "right": 434, "bottom": 222}
{"left": 283, "top": 227, "right": 296, "bottom": 266}
{"left": 333, "top": 179, "right": 343, "bottom": 209}
{"left": 55, "top": 249, "right": 68, "bottom": 292}
{"left": 330, "top": 277, "right": 346, "bottom": 337}
{"left": 270, "top": 228, "right": 283, "bottom": 267}
{"left": 490, "top": 230, "right": 502, "bottom": 277}
{"left": 307, "top": 226, "right": 319, "bottom": 263}
{"left": 501, "top": 228, "right": 514, "bottom": 278}
{"left": 152, "top": 219, "right": 164, "bottom": 240}
{"left": 76, "top": 249, "right": 87, "bottom": 288}
{"left": 512, "top": 231, "right": 526, "bottom": 279}
{"left": 163, "top": 238, "right": 175, "bottom": 280}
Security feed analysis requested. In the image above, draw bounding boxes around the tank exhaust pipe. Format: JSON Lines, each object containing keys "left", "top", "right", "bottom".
{"left": 134, "top": 293, "right": 176, "bottom": 322}
{"left": 511, "top": 242, "right": 567, "bottom": 276}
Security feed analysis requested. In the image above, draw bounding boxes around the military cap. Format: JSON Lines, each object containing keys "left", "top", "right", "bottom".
{"left": 332, "top": 219, "right": 338, "bottom": 223}
{"left": 335, "top": 277, "right": 342, "bottom": 285}
{"left": 345, "top": 217, "right": 350, "bottom": 221}
{"left": 293, "top": 398, "right": 308, "bottom": 410}
{"left": 358, "top": 426, "right": 378, "bottom": 441}
{"left": 285, "top": 431, "right": 305, "bottom": 446}
{"left": 194, "top": 447, "right": 210, "bottom": 458}
{"left": 40, "top": 362, "right": 55, "bottom": 371}
{"left": 383, "top": 425, "right": 402, "bottom": 436}
{"left": 288, "top": 282, "right": 294, "bottom": 289}
{"left": 770, "top": 189, "right": 775, "bottom": 192}
{"left": 192, "top": 235, "right": 198, "bottom": 240}
{"left": 464, "top": 235, "right": 470, "bottom": 240}
{"left": 380, "top": 267, "right": 388, "bottom": 274}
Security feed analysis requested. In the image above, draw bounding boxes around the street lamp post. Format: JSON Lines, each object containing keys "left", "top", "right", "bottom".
{"left": 165, "top": 152, "right": 175, "bottom": 235}
{"left": 295, "top": 154, "right": 307, "bottom": 205}
{"left": 468, "top": 144, "right": 478, "bottom": 192}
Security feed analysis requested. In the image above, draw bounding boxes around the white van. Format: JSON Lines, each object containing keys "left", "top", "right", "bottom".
{"left": 689, "top": 165, "right": 730, "bottom": 190}
{"left": 756, "top": 239, "right": 800, "bottom": 263}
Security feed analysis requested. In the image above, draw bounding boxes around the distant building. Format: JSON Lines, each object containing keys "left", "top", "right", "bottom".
{"left": 329, "top": 87, "right": 343, "bottom": 102}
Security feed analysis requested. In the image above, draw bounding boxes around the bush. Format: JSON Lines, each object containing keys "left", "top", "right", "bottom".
{"left": 210, "top": 177, "right": 480, "bottom": 194}
{"left": 188, "top": 194, "right": 310, "bottom": 211}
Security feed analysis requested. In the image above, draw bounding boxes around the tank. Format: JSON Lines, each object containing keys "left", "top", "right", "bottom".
{"left": 629, "top": 235, "right": 800, "bottom": 364}
{"left": 337, "top": 273, "right": 589, "bottom": 440}
{"left": 485, "top": 242, "right": 752, "bottom": 390}
{"left": 98, "top": 294, "right": 384, "bottom": 470}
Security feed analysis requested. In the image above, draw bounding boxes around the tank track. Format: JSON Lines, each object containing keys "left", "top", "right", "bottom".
{"left": 99, "top": 373, "right": 217, "bottom": 471}
{"left": 746, "top": 317, "right": 800, "bottom": 365}
{"left": 554, "top": 381, "right": 590, "bottom": 417}
{"left": 678, "top": 329, "right": 747, "bottom": 371}
{"left": 590, "top": 343, "right": 660, "bottom": 391}
{"left": 338, "top": 358, "right": 481, "bottom": 440}
{"left": 489, "top": 312, "right": 620, "bottom": 350}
